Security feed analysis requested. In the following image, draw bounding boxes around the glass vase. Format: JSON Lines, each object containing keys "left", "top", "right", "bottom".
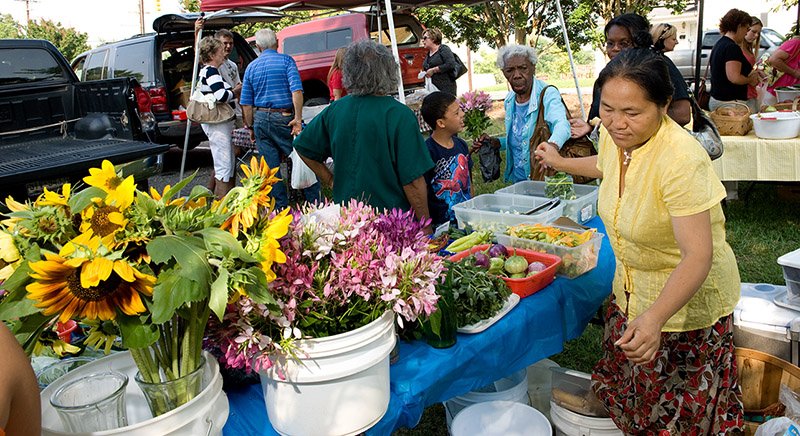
{"left": 134, "top": 357, "right": 205, "bottom": 417}
{"left": 49, "top": 370, "right": 128, "bottom": 432}
{"left": 420, "top": 291, "right": 457, "bottom": 348}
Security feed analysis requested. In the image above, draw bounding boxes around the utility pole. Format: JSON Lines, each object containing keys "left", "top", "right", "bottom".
{"left": 14, "top": 0, "right": 38, "bottom": 25}
{"left": 139, "top": 0, "right": 145, "bottom": 34}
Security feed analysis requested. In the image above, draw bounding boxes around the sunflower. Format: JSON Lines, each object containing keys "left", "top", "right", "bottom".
{"left": 2, "top": 195, "right": 29, "bottom": 231}
{"left": 26, "top": 253, "right": 155, "bottom": 323}
{"left": 0, "top": 230, "right": 21, "bottom": 281}
{"left": 83, "top": 160, "right": 135, "bottom": 209}
{"left": 257, "top": 209, "right": 292, "bottom": 281}
{"left": 33, "top": 330, "right": 81, "bottom": 357}
{"left": 220, "top": 157, "right": 280, "bottom": 237}
{"left": 83, "top": 319, "right": 120, "bottom": 355}
{"left": 36, "top": 183, "right": 71, "bottom": 208}
{"left": 147, "top": 184, "right": 185, "bottom": 207}
{"left": 78, "top": 201, "right": 128, "bottom": 248}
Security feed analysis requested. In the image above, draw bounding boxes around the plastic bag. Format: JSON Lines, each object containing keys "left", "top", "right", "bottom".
{"left": 477, "top": 142, "right": 500, "bottom": 182}
{"left": 424, "top": 77, "right": 440, "bottom": 93}
{"left": 754, "top": 418, "right": 800, "bottom": 436}
{"left": 289, "top": 150, "right": 317, "bottom": 190}
{"left": 544, "top": 172, "right": 576, "bottom": 200}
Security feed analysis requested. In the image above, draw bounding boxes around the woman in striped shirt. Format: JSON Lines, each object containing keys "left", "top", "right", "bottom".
{"left": 198, "top": 36, "right": 240, "bottom": 197}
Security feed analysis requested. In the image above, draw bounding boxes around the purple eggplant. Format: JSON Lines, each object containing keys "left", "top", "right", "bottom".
{"left": 487, "top": 244, "right": 508, "bottom": 258}
{"left": 473, "top": 251, "right": 490, "bottom": 268}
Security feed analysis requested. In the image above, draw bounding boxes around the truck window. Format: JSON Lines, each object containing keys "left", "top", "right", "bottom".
{"left": 761, "top": 28, "right": 785, "bottom": 47}
{"left": 113, "top": 41, "right": 153, "bottom": 84}
{"left": 371, "top": 26, "right": 418, "bottom": 46}
{"left": 0, "top": 48, "right": 68, "bottom": 84}
{"left": 84, "top": 49, "right": 109, "bottom": 81}
{"left": 72, "top": 55, "right": 87, "bottom": 80}
{"left": 701, "top": 32, "right": 720, "bottom": 49}
{"left": 283, "top": 28, "right": 353, "bottom": 55}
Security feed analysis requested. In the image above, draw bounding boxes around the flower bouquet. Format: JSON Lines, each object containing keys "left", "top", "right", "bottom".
{"left": 0, "top": 157, "right": 291, "bottom": 418}
{"left": 459, "top": 90, "right": 494, "bottom": 140}
{"left": 206, "top": 200, "right": 444, "bottom": 375}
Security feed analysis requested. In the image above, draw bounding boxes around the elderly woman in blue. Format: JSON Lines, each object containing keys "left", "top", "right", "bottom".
{"left": 474, "top": 45, "right": 570, "bottom": 182}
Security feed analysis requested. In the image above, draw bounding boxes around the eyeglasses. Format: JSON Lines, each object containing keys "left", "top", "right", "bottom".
{"left": 605, "top": 39, "right": 632, "bottom": 50}
{"left": 422, "top": 35, "right": 429, "bottom": 40}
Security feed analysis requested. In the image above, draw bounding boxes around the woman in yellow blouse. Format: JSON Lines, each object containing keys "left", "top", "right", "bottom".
{"left": 535, "top": 48, "right": 743, "bottom": 434}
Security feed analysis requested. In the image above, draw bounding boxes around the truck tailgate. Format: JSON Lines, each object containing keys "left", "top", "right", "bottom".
{"left": 0, "top": 137, "right": 169, "bottom": 185}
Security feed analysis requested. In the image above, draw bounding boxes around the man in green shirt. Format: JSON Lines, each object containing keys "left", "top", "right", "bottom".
{"left": 294, "top": 40, "right": 434, "bottom": 230}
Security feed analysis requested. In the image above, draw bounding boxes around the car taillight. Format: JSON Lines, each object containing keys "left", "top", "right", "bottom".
{"left": 133, "top": 85, "right": 152, "bottom": 113}
{"left": 148, "top": 86, "right": 168, "bottom": 113}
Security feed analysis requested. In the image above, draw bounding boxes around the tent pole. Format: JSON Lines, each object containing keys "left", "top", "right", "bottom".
{"left": 383, "top": 0, "right": 405, "bottom": 103}
{"left": 376, "top": 0, "right": 382, "bottom": 38}
{"left": 554, "top": 0, "right": 585, "bottom": 119}
{"left": 180, "top": 19, "right": 205, "bottom": 182}
{"left": 693, "top": 0, "right": 704, "bottom": 96}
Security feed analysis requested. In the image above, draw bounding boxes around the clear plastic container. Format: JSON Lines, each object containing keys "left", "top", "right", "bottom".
{"left": 496, "top": 181, "right": 598, "bottom": 224}
{"left": 496, "top": 226, "right": 604, "bottom": 278}
{"left": 778, "top": 248, "right": 800, "bottom": 300}
{"left": 452, "top": 194, "right": 563, "bottom": 233}
{"left": 550, "top": 367, "right": 608, "bottom": 418}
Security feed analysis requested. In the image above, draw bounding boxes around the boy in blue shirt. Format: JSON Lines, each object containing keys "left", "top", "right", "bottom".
{"left": 420, "top": 92, "right": 474, "bottom": 227}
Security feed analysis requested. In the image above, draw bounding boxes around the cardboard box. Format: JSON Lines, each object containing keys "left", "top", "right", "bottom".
{"left": 172, "top": 80, "right": 192, "bottom": 109}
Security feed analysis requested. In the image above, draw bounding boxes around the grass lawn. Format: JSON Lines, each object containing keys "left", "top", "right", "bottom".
{"left": 393, "top": 119, "right": 800, "bottom": 434}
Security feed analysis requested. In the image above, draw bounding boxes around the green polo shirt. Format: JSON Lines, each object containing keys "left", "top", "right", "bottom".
{"left": 294, "top": 95, "right": 434, "bottom": 211}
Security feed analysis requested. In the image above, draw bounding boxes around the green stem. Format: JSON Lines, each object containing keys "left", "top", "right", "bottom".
{"left": 180, "top": 306, "right": 194, "bottom": 377}
{"left": 170, "top": 315, "right": 180, "bottom": 378}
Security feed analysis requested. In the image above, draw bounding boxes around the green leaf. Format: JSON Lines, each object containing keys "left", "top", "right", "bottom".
{"left": 243, "top": 267, "right": 276, "bottom": 307}
{"left": 186, "top": 184, "right": 213, "bottom": 202}
{"left": 150, "top": 271, "right": 207, "bottom": 324}
{"left": 117, "top": 314, "right": 159, "bottom": 348}
{"left": 67, "top": 186, "right": 106, "bottom": 213}
{"left": 209, "top": 268, "right": 229, "bottom": 321}
{"left": 146, "top": 235, "right": 211, "bottom": 284}
{"left": 1, "top": 258, "right": 33, "bottom": 293}
{"left": 198, "top": 228, "right": 257, "bottom": 262}
{"left": 163, "top": 172, "right": 197, "bottom": 202}
{"left": 16, "top": 313, "right": 56, "bottom": 355}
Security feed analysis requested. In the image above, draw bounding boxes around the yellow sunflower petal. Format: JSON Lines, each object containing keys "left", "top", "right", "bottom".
{"left": 112, "top": 260, "right": 135, "bottom": 282}
{"left": 81, "top": 257, "right": 114, "bottom": 288}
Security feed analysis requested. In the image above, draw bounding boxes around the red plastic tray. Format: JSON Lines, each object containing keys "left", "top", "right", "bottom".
{"left": 449, "top": 244, "right": 562, "bottom": 298}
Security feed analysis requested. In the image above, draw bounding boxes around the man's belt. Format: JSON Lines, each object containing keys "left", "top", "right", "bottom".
{"left": 255, "top": 107, "right": 293, "bottom": 113}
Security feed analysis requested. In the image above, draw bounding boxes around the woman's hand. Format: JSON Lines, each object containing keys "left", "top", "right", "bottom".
{"left": 569, "top": 118, "right": 592, "bottom": 138}
{"left": 232, "top": 83, "right": 242, "bottom": 98}
{"left": 533, "top": 142, "right": 562, "bottom": 171}
{"left": 615, "top": 311, "right": 664, "bottom": 364}
{"left": 425, "top": 68, "right": 435, "bottom": 78}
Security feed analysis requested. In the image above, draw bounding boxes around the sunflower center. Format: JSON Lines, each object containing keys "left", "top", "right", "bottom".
{"left": 91, "top": 206, "right": 121, "bottom": 237}
{"left": 66, "top": 270, "right": 122, "bottom": 301}
{"left": 38, "top": 216, "right": 58, "bottom": 234}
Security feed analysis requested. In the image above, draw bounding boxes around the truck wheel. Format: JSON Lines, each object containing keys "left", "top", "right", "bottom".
{"left": 304, "top": 97, "right": 330, "bottom": 107}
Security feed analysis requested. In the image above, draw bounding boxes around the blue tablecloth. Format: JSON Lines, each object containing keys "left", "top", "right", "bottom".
{"left": 223, "top": 217, "right": 615, "bottom": 435}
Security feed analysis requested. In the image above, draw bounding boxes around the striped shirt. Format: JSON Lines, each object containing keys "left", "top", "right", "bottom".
{"left": 240, "top": 49, "right": 302, "bottom": 110}
{"left": 199, "top": 65, "right": 234, "bottom": 106}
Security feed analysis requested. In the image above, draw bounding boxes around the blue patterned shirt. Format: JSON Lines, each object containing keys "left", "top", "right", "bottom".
{"left": 240, "top": 49, "right": 303, "bottom": 109}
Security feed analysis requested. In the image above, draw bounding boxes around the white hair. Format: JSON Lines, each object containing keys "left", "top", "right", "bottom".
{"left": 255, "top": 29, "right": 277, "bottom": 50}
{"left": 496, "top": 45, "right": 538, "bottom": 69}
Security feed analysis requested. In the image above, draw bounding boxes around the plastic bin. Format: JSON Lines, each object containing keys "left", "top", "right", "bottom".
{"left": 444, "top": 370, "right": 530, "bottom": 433}
{"left": 550, "top": 367, "right": 608, "bottom": 418}
{"left": 733, "top": 282, "right": 800, "bottom": 365}
{"left": 778, "top": 248, "right": 800, "bottom": 300}
{"left": 451, "top": 401, "right": 551, "bottom": 436}
{"left": 496, "top": 181, "right": 598, "bottom": 224}
{"left": 449, "top": 244, "right": 562, "bottom": 298}
{"left": 496, "top": 226, "right": 604, "bottom": 278}
{"left": 452, "top": 194, "right": 563, "bottom": 233}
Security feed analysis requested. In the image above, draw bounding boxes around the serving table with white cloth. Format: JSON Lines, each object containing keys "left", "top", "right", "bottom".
{"left": 713, "top": 133, "right": 800, "bottom": 182}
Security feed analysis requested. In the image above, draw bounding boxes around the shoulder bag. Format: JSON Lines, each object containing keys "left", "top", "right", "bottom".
{"left": 451, "top": 52, "right": 468, "bottom": 80}
{"left": 688, "top": 97, "right": 724, "bottom": 160}
{"left": 528, "top": 85, "right": 597, "bottom": 184}
{"left": 186, "top": 76, "right": 235, "bottom": 124}
{"left": 696, "top": 62, "right": 711, "bottom": 111}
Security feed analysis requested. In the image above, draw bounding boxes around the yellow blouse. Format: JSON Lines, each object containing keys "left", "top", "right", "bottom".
{"left": 596, "top": 116, "right": 740, "bottom": 332}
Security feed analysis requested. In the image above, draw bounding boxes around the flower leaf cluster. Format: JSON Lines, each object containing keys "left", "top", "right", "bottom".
{"left": 459, "top": 90, "right": 494, "bottom": 140}
{"left": 206, "top": 200, "right": 445, "bottom": 375}
{"left": 0, "top": 157, "right": 290, "bottom": 380}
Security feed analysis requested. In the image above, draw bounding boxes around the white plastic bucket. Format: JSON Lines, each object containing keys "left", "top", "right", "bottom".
{"left": 41, "top": 351, "right": 228, "bottom": 436}
{"left": 550, "top": 401, "right": 623, "bottom": 436}
{"left": 451, "top": 400, "right": 552, "bottom": 436}
{"left": 444, "top": 368, "right": 530, "bottom": 432}
{"left": 259, "top": 310, "right": 396, "bottom": 436}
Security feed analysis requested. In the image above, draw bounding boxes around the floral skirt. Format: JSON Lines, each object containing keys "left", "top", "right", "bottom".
{"left": 591, "top": 296, "right": 744, "bottom": 435}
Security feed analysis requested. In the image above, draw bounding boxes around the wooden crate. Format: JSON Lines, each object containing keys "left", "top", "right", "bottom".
{"left": 736, "top": 347, "right": 800, "bottom": 435}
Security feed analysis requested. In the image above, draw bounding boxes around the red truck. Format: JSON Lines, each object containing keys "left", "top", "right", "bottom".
{"left": 276, "top": 13, "right": 427, "bottom": 105}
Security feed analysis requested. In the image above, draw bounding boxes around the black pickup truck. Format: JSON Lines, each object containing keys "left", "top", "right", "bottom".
{"left": 0, "top": 39, "right": 169, "bottom": 200}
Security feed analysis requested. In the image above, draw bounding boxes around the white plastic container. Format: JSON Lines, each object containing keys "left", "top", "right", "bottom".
{"left": 527, "top": 359, "right": 560, "bottom": 422}
{"left": 733, "top": 282, "right": 800, "bottom": 364}
{"left": 778, "top": 248, "right": 800, "bottom": 300}
{"left": 41, "top": 351, "right": 228, "bottom": 436}
{"left": 259, "top": 311, "right": 396, "bottom": 436}
{"left": 776, "top": 88, "right": 800, "bottom": 103}
{"left": 750, "top": 112, "right": 800, "bottom": 139}
{"left": 451, "top": 401, "right": 552, "bottom": 436}
{"left": 550, "top": 401, "right": 622, "bottom": 436}
{"left": 496, "top": 226, "right": 604, "bottom": 278}
{"left": 496, "top": 181, "right": 599, "bottom": 224}
{"left": 452, "top": 194, "right": 564, "bottom": 233}
{"left": 444, "top": 369, "right": 530, "bottom": 432}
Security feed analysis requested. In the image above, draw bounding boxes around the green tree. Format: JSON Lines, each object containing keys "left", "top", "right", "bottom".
{"left": 24, "top": 19, "right": 90, "bottom": 61}
{"left": 181, "top": 0, "right": 200, "bottom": 12}
{"left": 0, "top": 14, "right": 19, "bottom": 38}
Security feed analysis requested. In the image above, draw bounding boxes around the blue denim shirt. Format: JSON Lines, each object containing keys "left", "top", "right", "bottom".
{"left": 498, "top": 79, "right": 570, "bottom": 182}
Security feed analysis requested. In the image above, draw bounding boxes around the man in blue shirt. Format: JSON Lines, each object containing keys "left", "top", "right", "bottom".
{"left": 241, "top": 28, "right": 319, "bottom": 209}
